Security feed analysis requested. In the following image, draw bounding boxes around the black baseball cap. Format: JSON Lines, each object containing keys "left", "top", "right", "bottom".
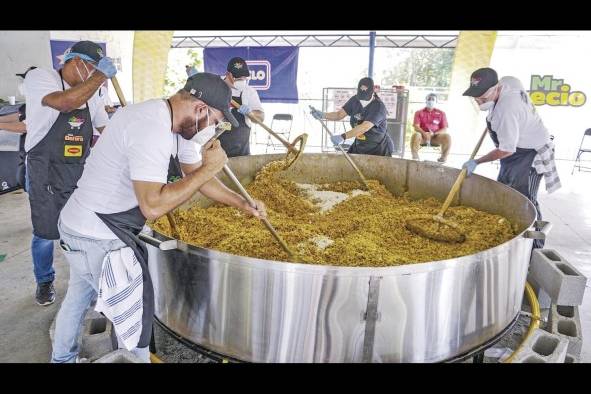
{"left": 16, "top": 66, "right": 37, "bottom": 79}
{"left": 183, "top": 72, "right": 239, "bottom": 127}
{"left": 227, "top": 57, "right": 250, "bottom": 79}
{"left": 357, "top": 77, "right": 374, "bottom": 101}
{"left": 65, "top": 40, "right": 105, "bottom": 63}
{"left": 463, "top": 67, "right": 499, "bottom": 97}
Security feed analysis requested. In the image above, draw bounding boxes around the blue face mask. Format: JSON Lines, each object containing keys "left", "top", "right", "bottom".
{"left": 426, "top": 100, "right": 436, "bottom": 109}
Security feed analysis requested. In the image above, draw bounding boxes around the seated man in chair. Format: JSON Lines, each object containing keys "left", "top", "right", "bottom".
{"left": 410, "top": 93, "right": 451, "bottom": 162}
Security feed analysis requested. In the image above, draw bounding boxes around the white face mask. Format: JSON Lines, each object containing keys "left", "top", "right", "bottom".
{"left": 359, "top": 97, "right": 373, "bottom": 108}
{"left": 233, "top": 79, "right": 247, "bottom": 92}
{"left": 479, "top": 101, "right": 495, "bottom": 111}
{"left": 426, "top": 99, "right": 436, "bottom": 109}
{"left": 75, "top": 61, "right": 95, "bottom": 83}
{"left": 477, "top": 84, "right": 499, "bottom": 111}
{"left": 191, "top": 108, "right": 217, "bottom": 145}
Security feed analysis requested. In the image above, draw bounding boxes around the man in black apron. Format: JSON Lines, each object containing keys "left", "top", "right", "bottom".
{"left": 310, "top": 77, "right": 394, "bottom": 156}
{"left": 461, "top": 68, "right": 552, "bottom": 249}
{"left": 23, "top": 41, "right": 117, "bottom": 306}
{"left": 219, "top": 57, "right": 265, "bottom": 157}
{"left": 52, "top": 73, "right": 267, "bottom": 362}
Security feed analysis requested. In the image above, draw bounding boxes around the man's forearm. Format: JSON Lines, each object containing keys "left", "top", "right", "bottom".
{"left": 324, "top": 111, "right": 343, "bottom": 121}
{"left": 413, "top": 124, "right": 426, "bottom": 134}
{"left": 148, "top": 166, "right": 218, "bottom": 219}
{"left": 0, "top": 122, "right": 26, "bottom": 133}
{"left": 43, "top": 72, "right": 106, "bottom": 113}
{"left": 476, "top": 148, "right": 513, "bottom": 164}
{"left": 199, "top": 177, "right": 245, "bottom": 209}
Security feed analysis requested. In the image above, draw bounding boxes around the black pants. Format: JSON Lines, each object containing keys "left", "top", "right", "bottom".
{"left": 527, "top": 167, "right": 545, "bottom": 249}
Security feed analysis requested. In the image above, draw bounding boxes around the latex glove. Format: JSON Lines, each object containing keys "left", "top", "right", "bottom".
{"left": 94, "top": 57, "right": 117, "bottom": 78}
{"left": 237, "top": 104, "right": 251, "bottom": 115}
{"left": 462, "top": 159, "right": 478, "bottom": 177}
{"left": 330, "top": 134, "right": 344, "bottom": 146}
{"left": 309, "top": 106, "right": 324, "bottom": 120}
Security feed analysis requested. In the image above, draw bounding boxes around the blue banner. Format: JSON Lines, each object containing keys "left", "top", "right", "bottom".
{"left": 203, "top": 47, "right": 299, "bottom": 103}
{"left": 50, "top": 40, "right": 107, "bottom": 70}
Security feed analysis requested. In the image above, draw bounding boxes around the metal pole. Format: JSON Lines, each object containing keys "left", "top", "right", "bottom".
{"left": 368, "top": 31, "right": 376, "bottom": 78}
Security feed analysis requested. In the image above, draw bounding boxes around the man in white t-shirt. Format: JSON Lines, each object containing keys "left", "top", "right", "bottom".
{"left": 23, "top": 40, "right": 115, "bottom": 307}
{"left": 52, "top": 72, "right": 267, "bottom": 363}
{"left": 462, "top": 67, "right": 557, "bottom": 248}
{"left": 218, "top": 57, "right": 265, "bottom": 157}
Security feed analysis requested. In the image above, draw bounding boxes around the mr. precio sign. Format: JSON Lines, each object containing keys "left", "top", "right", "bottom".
{"left": 529, "top": 75, "right": 586, "bottom": 107}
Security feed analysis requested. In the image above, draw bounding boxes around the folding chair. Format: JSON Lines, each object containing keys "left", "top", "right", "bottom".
{"left": 572, "top": 128, "right": 591, "bottom": 174}
{"left": 265, "top": 113, "right": 292, "bottom": 153}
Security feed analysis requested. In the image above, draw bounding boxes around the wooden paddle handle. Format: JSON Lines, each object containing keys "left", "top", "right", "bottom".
{"left": 316, "top": 117, "right": 370, "bottom": 189}
{"left": 437, "top": 127, "right": 489, "bottom": 217}
{"left": 111, "top": 76, "right": 127, "bottom": 107}
{"left": 222, "top": 165, "right": 297, "bottom": 259}
{"left": 230, "top": 99, "right": 295, "bottom": 150}
{"left": 166, "top": 212, "right": 180, "bottom": 239}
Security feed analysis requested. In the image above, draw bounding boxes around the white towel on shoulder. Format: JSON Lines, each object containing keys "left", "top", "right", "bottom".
{"left": 533, "top": 141, "right": 562, "bottom": 193}
{"left": 94, "top": 246, "right": 144, "bottom": 351}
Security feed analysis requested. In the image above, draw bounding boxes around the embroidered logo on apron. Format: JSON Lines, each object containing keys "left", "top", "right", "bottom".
{"left": 64, "top": 134, "right": 84, "bottom": 158}
{"left": 64, "top": 145, "right": 82, "bottom": 157}
{"left": 67, "top": 116, "right": 85, "bottom": 129}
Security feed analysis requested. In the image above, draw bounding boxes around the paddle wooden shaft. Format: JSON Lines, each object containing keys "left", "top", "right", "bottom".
{"left": 230, "top": 99, "right": 296, "bottom": 152}
{"left": 110, "top": 75, "right": 178, "bottom": 237}
{"left": 111, "top": 76, "right": 127, "bottom": 107}
{"left": 316, "top": 117, "right": 370, "bottom": 189}
{"left": 436, "top": 127, "right": 489, "bottom": 217}
{"left": 222, "top": 165, "right": 297, "bottom": 259}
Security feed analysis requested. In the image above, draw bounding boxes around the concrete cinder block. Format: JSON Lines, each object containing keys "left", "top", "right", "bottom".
{"left": 528, "top": 249, "right": 587, "bottom": 306}
{"left": 527, "top": 276, "right": 552, "bottom": 310}
{"left": 511, "top": 329, "right": 568, "bottom": 363}
{"left": 78, "top": 310, "right": 114, "bottom": 361}
{"left": 546, "top": 304, "right": 583, "bottom": 357}
{"left": 93, "top": 349, "right": 144, "bottom": 363}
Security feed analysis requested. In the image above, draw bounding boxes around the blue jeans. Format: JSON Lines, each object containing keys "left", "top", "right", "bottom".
{"left": 25, "top": 160, "right": 55, "bottom": 284}
{"left": 51, "top": 219, "right": 150, "bottom": 363}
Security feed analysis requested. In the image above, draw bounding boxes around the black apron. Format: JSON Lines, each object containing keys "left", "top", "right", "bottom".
{"left": 27, "top": 70, "right": 93, "bottom": 240}
{"left": 16, "top": 104, "right": 26, "bottom": 188}
{"left": 217, "top": 92, "right": 250, "bottom": 157}
{"left": 487, "top": 118, "right": 544, "bottom": 248}
{"left": 347, "top": 101, "right": 394, "bottom": 157}
{"left": 487, "top": 119, "right": 538, "bottom": 199}
{"left": 95, "top": 125, "right": 184, "bottom": 349}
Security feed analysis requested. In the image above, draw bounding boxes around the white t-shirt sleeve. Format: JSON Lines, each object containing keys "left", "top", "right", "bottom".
{"left": 24, "top": 69, "right": 61, "bottom": 104}
{"left": 246, "top": 87, "right": 264, "bottom": 112}
{"left": 178, "top": 137, "right": 202, "bottom": 165}
{"left": 126, "top": 120, "right": 172, "bottom": 183}
{"left": 91, "top": 95, "right": 109, "bottom": 129}
{"left": 492, "top": 105, "right": 521, "bottom": 153}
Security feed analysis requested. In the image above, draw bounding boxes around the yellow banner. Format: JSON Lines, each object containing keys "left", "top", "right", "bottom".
{"left": 447, "top": 31, "right": 497, "bottom": 154}
{"left": 132, "top": 31, "right": 174, "bottom": 103}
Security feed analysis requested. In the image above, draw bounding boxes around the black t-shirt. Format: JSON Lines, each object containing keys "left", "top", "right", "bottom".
{"left": 342, "top": 96, "right": 388, "bottom": 142}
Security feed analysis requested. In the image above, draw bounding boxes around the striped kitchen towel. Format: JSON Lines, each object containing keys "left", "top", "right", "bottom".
{"left": 94, "top": 246, "right": 143, "bottom": 351}
{"left": 533, "top": 142, "right": 562, "bottom": 193}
